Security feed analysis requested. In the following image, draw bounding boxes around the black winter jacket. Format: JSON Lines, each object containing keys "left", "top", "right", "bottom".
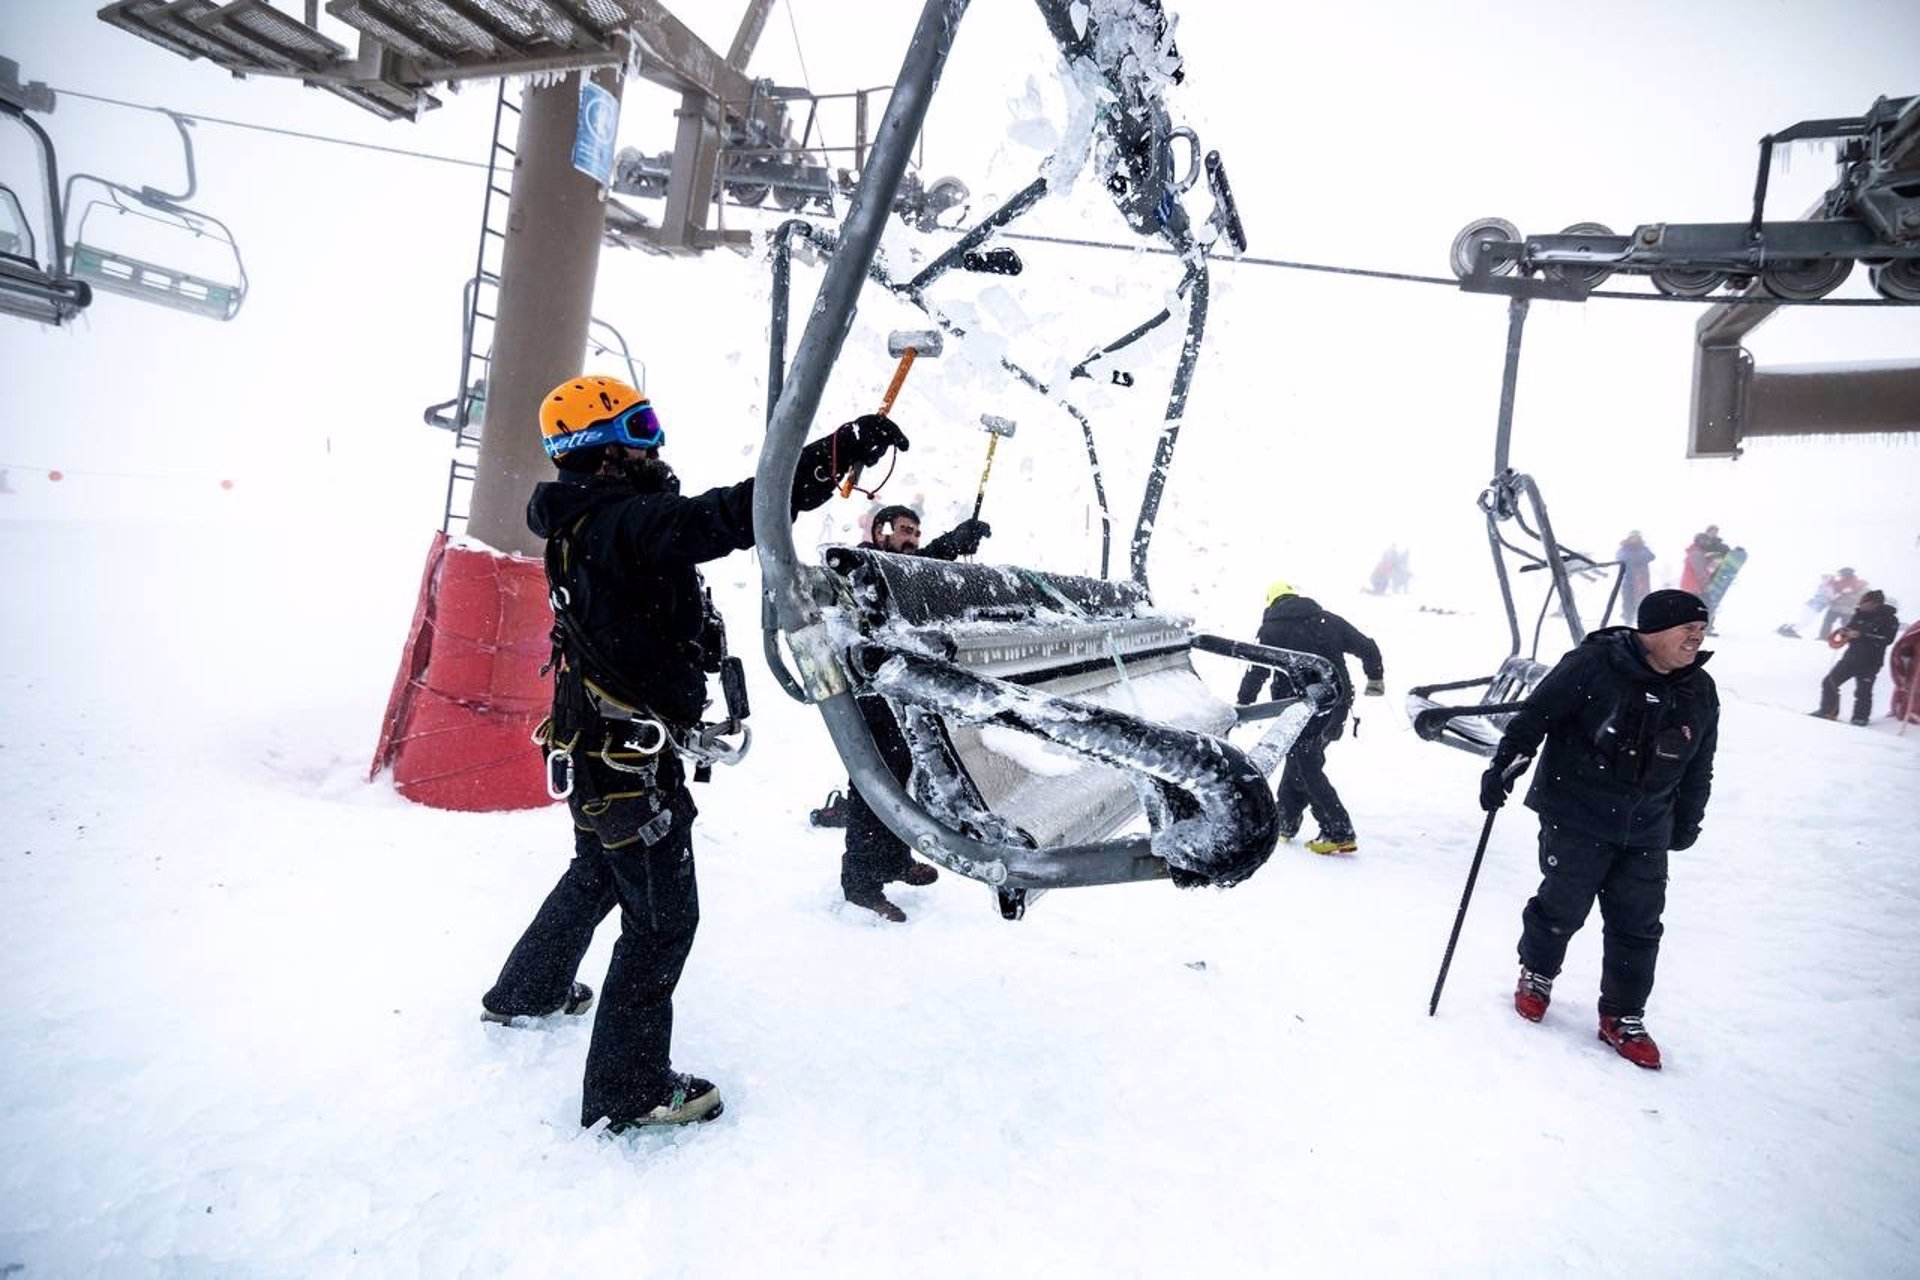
{"left": 1235, "top": 595, "right": 1384, "bottom": 727}
{"left": 528, "top": 449, "right": 842, "bottom": 727}
{"left": 1841, "top": 603, "right": 1902, "bottom": 668}
{"left": 1492, "top": 627, "right": 1718, "bottom": 849}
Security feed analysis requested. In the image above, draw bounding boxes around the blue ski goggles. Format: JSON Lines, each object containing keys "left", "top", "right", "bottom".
{"left": 543, "top": 398, "right": 665, "bottom": 458}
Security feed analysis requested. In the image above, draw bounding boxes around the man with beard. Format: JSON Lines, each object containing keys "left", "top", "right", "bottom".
{"left": 838, "top": 503, "right": 991, "bottom": 922}
{"left": 1481, "top": 589, "right": 1720, "bottom": 1071}
{"left": 479, "top": 375, "right": 907, "bottom": 1131}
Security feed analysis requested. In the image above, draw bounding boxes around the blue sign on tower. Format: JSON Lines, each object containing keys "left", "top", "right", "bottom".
{"left": 572, "top": 78, "right": 619, "bottom": 189}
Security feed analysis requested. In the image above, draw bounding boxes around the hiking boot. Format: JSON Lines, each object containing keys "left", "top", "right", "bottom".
{"left": 844, "top": 887, "right": 908, "bottom": 923}
{"left": 1597, "top": 1014, "right": 1663, "bottom": 1070}
{"left": 1775, "top": 624, "right": 1800, "bottom": 638}
{"left": 1276, "top": 822, "right": 1299, "bottom": 842}
{"left": 1809, "top": 710, "right": 1838, "bottom": 720}
{"left": 1305, "top": 833, "right": 1357, "bottom": 855}
{"left": 896, "top": 860, "right": 940, "bottom": 887}
{"left": 1850, "top": 715, "right": 1871, "bottom": 727}
{"left": 480, "top": 981, "right": 594, "bottom": 1025}
{"left": 606, "top": 1073, "right": 724, "bottom": 1131}
{"left": 1514, "top": 968, "right": 1553, "bottom": 1022}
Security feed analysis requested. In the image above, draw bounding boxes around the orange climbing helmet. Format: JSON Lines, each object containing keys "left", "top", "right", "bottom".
{"left": 538, "top": 375, "right": 664, "bottom": 460}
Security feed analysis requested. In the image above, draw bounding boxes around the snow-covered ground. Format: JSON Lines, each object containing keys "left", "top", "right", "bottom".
{"left": 5, "top": 2, "right": 1920, "bottom": 1275}
{"left": 2, "top": 493, "right": 1917, "bottom": 1277}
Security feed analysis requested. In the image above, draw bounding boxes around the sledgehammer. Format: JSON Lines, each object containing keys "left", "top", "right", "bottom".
{"left": 971, "top": 413, "right": 1017, "bottom": 521}
{"left": 840, "top": 329, "right": 943, "bottom": 498}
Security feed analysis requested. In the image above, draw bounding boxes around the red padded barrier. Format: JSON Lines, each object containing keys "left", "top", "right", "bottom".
{"left": 1891, "top": 620, "right": 1920, "bottom": 725}
{"left": 370, "top": 531, "right": 556, "bottom": 811}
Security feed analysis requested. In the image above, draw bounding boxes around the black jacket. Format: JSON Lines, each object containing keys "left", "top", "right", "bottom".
{"left": 1235, "top": 595, "right": 1384, "bottom": 724}
{"left": 1842, "top": 603, "right": 1902, "bottom": 668}
{"left": 1492, "top": 627, "right": 1718, "bottom": 849}
{"left": 529, "top": 451, "right": 841, "bottom": 726}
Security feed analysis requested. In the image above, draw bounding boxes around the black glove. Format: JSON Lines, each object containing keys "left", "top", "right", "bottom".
{"left": 1363, "top": 678, "right": 1385, "bottom": 697}
{"left": 1479, "top": 754, "right": 1526, "bottom": 812}
{"left": 948, "top": 517, "right": 991, "bottom": 555}
{"left": 1669, "top": 825, "right": 1700, "bottom": 852}
{"left": 840, "top": 413, "right": 909, "bottom": 467}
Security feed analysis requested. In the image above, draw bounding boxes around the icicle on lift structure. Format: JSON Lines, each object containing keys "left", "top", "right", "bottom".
{"left": 62, "top": 109, "right": 249, "bottom": 321}
{"left": 1406, "top": 93, "right": 1920, "bottom": 755}
{"left": 753, "top": 0, "right": 1335, "bottom": 921}
{"left": 0, "top": 60, "right": 92, "bottom": 325}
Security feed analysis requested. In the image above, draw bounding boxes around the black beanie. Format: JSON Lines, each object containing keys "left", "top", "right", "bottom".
{"left": 1637, "top": 589, "right": 1710, "bottom": 633}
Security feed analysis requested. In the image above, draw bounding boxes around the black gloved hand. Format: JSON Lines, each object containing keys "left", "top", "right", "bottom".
{"left": 840, "top": 413, "right": 909, "bottom": 467}
{"left": 1479, "top": 755, "right": 1524, "bottom": 813}
{"left": 948, "top": 517, "right": 991, "bottom": 555}
{"left": 1669, "top": 825, "right": 1700, "bottom": 852}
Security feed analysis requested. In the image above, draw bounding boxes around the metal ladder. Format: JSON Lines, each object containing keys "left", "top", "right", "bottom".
{"left": 442, "top": 82, "right": 520, "bottom": 535}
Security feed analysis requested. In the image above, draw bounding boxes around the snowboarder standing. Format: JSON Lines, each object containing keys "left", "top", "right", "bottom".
{"left": 1479, "top": 589, "right": 1719, "bottom": 1071}
{"left": 839, "top": 504, "right": 992, "bottom": 922}
{"left": 1615, "top": 531, "right": 1655, "bottom": 624}
{"left": 1814, "top": 590, "right": 1901, "bottom": 725}
{"left": 479, "top": 374, "right": 907, "bottom": 1130}
{"left": 1679, "top": 525, "right": 1728, "bottom": 596}
{"left": 1235, "top": 582, "right": 1384, "bottom": 855}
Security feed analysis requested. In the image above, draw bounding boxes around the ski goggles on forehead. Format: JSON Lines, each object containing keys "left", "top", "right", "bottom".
{"left": 545, "top": 399, "right": 664, "bottom": 457}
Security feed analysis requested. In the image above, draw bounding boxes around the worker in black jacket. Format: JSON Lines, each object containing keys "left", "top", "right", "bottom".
{"left": 1481, "top": 589, "right": 1720, "bottom": 1071}
{"left": 480, "top": 374, "right": 907, "bottom": 1131}
{"left": 839, "top": 503, "right": 991, "bottom": 921}
{"left": 1234, "top": 582, "right": 1384, "bottom": 855}
{"left": 1815, "top": 589, "right": 1901, "bottom": 725}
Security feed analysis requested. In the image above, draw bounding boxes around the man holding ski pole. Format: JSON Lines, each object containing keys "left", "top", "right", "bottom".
{"left": 1476, "top": 589, "right": 1720, "bottom": 1070}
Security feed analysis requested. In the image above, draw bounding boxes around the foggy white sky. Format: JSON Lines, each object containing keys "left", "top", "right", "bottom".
{"left": 1, "top": 1, "right": 1916, "bottom": 628}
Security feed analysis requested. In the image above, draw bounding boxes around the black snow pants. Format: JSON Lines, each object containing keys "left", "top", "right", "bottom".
{"left": 1820, "top": 648, "right": 1884, "bottom": 722}
{"left": 485, "top": 762, "right": 701, "bottom": 1127}
{"left": 1276, "top": 723, "right": 1353, "bottom": 841}
{"left": 1517, "top": 821, "right": 1669, "bottom": 1018}
{"left": 841, "top": 694, "right": 915, "bottom": 897}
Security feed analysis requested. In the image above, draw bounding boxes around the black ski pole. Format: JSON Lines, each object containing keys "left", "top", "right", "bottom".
{"left": 1429, "top": 755, "right": 1530, "bottom": 1016}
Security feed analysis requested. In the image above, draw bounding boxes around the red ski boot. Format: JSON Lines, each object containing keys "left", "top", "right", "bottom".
{"left": 1598, "top": 1014, "right": 1663, "bottom": 1070}
{"left": 1513, "top": 968, "right": 1553, "bottom": 1022}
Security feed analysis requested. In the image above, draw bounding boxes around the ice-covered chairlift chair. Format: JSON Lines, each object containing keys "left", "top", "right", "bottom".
{"left": 752, "top": 0, "right": 1324, "bottom": 918}
{"left": 62, "top": 111, "right": 247, "bottom": 321}
{"left": 1405, "top": 255, "right": 1613, "bottom": 757}
{"left": 0, "top": 86, "right": 92, "bottom": 325}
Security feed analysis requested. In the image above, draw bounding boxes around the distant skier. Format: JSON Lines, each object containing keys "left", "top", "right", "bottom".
{"left": 1678, "top": 525, "right": 1728, "bottom": 596}
{"left": 1615, "top": 531, "right": 1655, "bottom": 624}
{"left": 1813, "top": 590, "right": 1901, "bottom": 725}
{"left": 1479, "top": 589, "right": 1719, "bottom": 1071}
{"left": 1819, "top": 567, "right": 1869, "bottom": 641}
{"left": 838, "top": 503, "right": 992, "bottom": 922}
{"left": 1235, "top": 581, "right": 1384, "bottom": 855}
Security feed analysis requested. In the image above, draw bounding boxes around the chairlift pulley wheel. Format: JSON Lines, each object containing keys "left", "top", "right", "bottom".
{"left": 1449, "top": 217, "right": 1520, "bottom": 279}
{"left": 1758, "top": 256, "right": 1852, "bottom": 301}
{"left": 1542, "top": 222, "right": 1616, "bottom": 290}
{"left": 727, "top": 183, "right": 771, "bottom": 207}
{"left": 1867, "top": 258, "right": 1920, "bottom": 302}
{"left": 1649, "top": 266, "right": 1726, "bottom": 298}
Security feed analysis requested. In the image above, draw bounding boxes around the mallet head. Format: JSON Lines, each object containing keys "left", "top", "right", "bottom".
{"left": 887, "top": 330, "right": 944, "bottom": 358}
{"left": 980, "top": 414, "right": 1017, "bottom": 437}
